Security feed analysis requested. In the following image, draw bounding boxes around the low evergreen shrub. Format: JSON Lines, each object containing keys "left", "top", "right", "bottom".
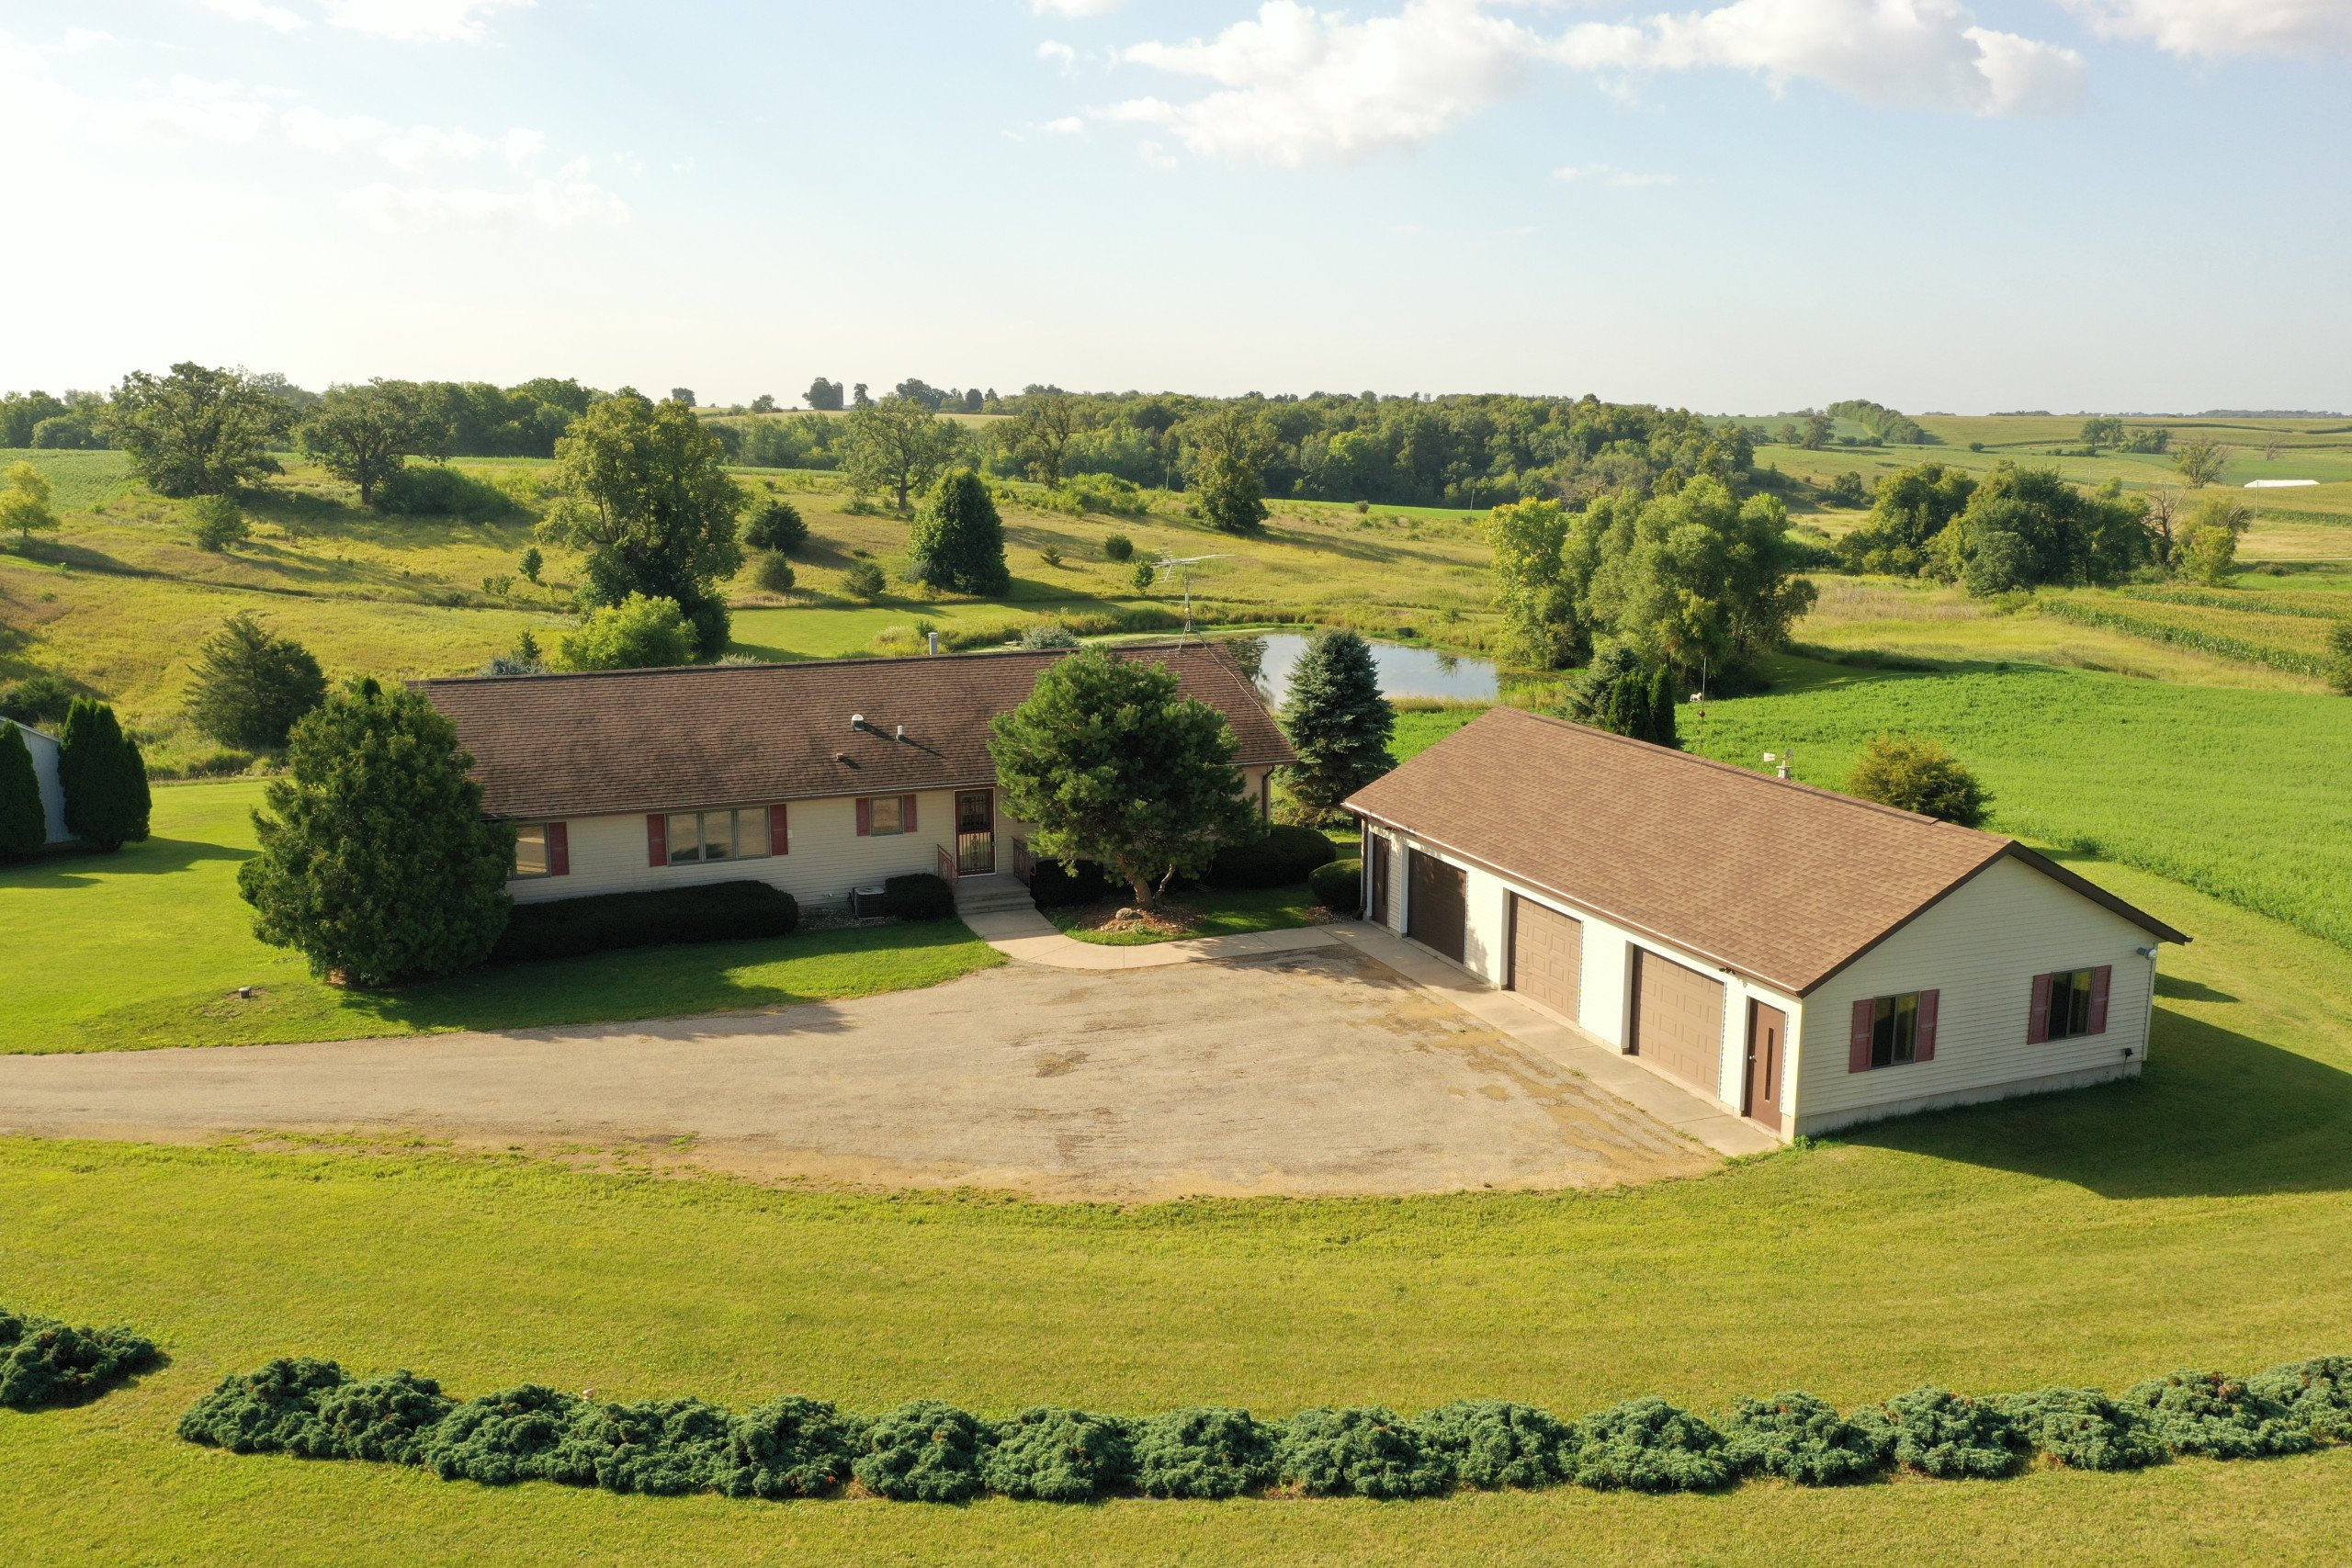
{"left": 177, "top": 1358, "right": 348, "bottom": 1452}
{"left": 1204, "top": 824, "right": 1338, "bottom": 889}
{"left": 549, "top": 1397, "right": 735, "bottom": 1495}
{"left": 2120, "top": 1370, "right": 2314, "bottom": 1459}
{"left": 1875, "top": 1386, "right": 2033, "bottom": 1478}
{"left": 853, "top": 1400, "right": 990, "bottom": 1502}
{"left": 0, "top": 1309, "right": 163, "bottom": 1412}
{"left": 311, "top": 1370, "right": 454, "bottom": 1465}
{"left": 883, "top": 872, "right": 956, "bottom": 922}
{"left": 715, "top": 1396, "right": 865, "bottom": 1499}
{"left": 754, "top": 553, "right": 796, "bottom": 594}
{"left": 1274, "top": 1406, "right": 1453, "bottom": 1498}
{"left": 1102, "top": 533, "right": 1134, "bottom": 562}
{"left": 492, "top": 882, "right": 798, "bottom": 964}
{"left": 377, "top": 463, "right": 520, "bottom": 522}
{"left": 1027, "top": 855, "right": 1122, "bottom": 908}
{"left": 1130, "top": 1406, "right": 1278, "bottom": 1499}
{"left": 1414, "top": 1400, "right": 1573, "bottom": 1489}
{"left": 980, "top": 1406, "right": 1137, "bottom": 1502}
{"left": 2248, "top": 1357, "right": 2352, "bottom": 1442}
{"left": 1720, "top": 1393, "right": 1892, "bottom": 1484}
{"left": 420, "top": 1384, "right": 585, "bottom": 1485}
{"left": 1996, "top": 1387, "right": 2165, "bottom": 1472}
{"left": 1569, "top": 1397, "right": 1734, "bottom": 1493}
{"left": 1306, "top": 857, "right": 1362, "bottom": 917}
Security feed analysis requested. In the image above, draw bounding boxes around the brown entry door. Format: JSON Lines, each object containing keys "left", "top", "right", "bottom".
{"left": 1509, "top": 897, "right": 1583, "bottom": 1021}
{"left": 1406, "top": 850, "right": 1468, "bottom": 963}
{"left": 956, "top": 790, "right": 994, "bottom": 874}
{"left": 1745, "top": 1000, "right": 1787, "bottom": 1126}
{"left": 1631, "top": 948, "right": 1727, "bottom": 1100}
{"left": 1367, "top": 833, "right": 1392, "bottom": 925}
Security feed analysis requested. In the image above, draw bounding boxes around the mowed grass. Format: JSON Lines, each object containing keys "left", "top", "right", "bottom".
{"left": 5, "top": 856, "right": 2352, "bottom": 1563}
{"left": 0, "top": 779, "right": 1001, "bottom": 1055}
{"left": 1046, "top": 883, "right": 1329, "bottom": 945}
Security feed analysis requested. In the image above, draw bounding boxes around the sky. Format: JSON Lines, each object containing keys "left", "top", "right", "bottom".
{"left": 0, "top": 0, "right": 2346, "bottom": 414}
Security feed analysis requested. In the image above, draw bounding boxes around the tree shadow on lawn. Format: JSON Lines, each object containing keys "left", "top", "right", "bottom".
{"left": 1842, "top": 1007, "right": 2352, "bottom": 1201}
{"left": 0, "top": 835, "right": 249, "bottom": 889}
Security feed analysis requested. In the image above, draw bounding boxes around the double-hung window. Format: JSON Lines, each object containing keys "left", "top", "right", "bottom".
{"left": 1848, "top": 989, "right": 1939, "bottom": 1073}
{"left": 2030, "top": 965, "right": 2110, "bottom": 1043}
{"left": 866, "top": 795, "right": 905, "bottom": 836}
{"left": 513, "top": 822, "right": 567, "bottom": 879}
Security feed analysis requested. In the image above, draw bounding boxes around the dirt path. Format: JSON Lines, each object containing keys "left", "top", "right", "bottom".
{"left": 0, "top": 950, "right": 1713, "bottom": 1201}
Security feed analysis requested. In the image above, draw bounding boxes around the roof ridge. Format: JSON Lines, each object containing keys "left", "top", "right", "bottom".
{"left": 421, "top": 638, "right": 1225, "bottom": 689}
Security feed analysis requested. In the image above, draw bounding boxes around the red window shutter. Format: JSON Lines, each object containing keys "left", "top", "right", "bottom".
{"left": 901, "top": 794, "right": 918, "bottom": 832}
{"left": 1849, "top": 998, "right": 1874, "bottom": 1074}
{"left": 2028, "top": 973, "right": 2052, "bottom": 1043}
{"left": 547, "top": 822, "right": 570, "bottom": 877}
{"left": 1915, "top": 988, "right": 1939, "bottom": 1063}
{"left": 768, "top": 803, "right": 788, "bottom": 856}
{"left": 646, "top": 814, "right": 668, "bottom": 867}
{"left": 855, "top": 797, "right": 871, "bottom": 837}
{"left": 2087, "top": 965, "right": 2111, "bottom": 1034}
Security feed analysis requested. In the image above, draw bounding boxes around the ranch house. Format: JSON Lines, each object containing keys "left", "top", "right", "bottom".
{"left": 420, "top": 641, "right": 1293, "bottom": 918}
{"left": 1344, "top": 706, "right": 2188, "bottom": 1140}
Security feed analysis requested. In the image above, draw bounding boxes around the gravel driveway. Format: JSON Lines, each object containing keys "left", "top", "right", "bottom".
{"left": 0, "top": 949, "right": 1712, "bottom": 1200}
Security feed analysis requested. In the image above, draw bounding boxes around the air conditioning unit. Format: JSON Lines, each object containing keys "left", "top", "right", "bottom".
{"left": 850, "top": 885, "right": 889, "bottom": 919}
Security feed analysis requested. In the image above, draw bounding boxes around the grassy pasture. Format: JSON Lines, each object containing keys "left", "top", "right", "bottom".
{"left": 5, "top": 853, "right": 2352, "bottom": 1563}
{"left": 0, "top": 779, "right": 1001, "bottom": 1055}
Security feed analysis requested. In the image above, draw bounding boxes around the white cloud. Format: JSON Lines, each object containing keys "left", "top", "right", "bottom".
{"left": 279, "top": 105, "right": 389, "bottom": 152}
{"left": 60, "top": 28, "right": 116, "bottom": 53}
{"left": 1138, "top": 140, "right": 1179, "bottom": 170}
{"left": 1106, "top": 0, "right": 2084, "bottom": 165}
{"left": 198, "top": 0, "right": 308, "bottom": 31}
{"left": 2058, "top": 0, "right": 2352, "bottom": 58}
{"left": 1038, "top": 115, "right": 1086, "bottom": 134}
{"left": 1038, "top": 39, "right": 1079, "bottom": 74}
{"left": 340, "top": 158, "right": 627, "bottom": 231}
{"left": 1035, "top": 0, "right": 1125, "bottom": 16}
{"left": 280, "top": 107, "right": 547, "bottom": 170}
{"left": 107, "top": 75, "right": 277, "bottom": 142}
{"left": 1554, "top": 163, "right": 1678, "bottom": 186}
{"left": 319, "top": 0, "right": 531, "bottom": 42}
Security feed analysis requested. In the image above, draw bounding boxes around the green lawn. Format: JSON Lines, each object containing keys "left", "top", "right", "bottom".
{"left": 5, "top": 854, "right": 2351, "bottom": 1562}
{"left": 0, "top": 779, "right": 1001, "bottom": 1055}
{"left": 1045, "top": 882, "right": 1329, "bottom": 945}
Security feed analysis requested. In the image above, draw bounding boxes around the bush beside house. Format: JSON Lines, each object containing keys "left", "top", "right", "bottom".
{"left": 491, "top": 882, "right": 799, "bottom": 964}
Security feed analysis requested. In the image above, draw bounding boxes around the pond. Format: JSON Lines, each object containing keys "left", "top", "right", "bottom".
{"left": 1242, "top": 632, "right": 1499, "bottom": 707}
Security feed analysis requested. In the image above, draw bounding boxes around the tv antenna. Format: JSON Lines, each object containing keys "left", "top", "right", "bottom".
{"left": 1156, "top": 554, "right": 1227, "bottom": 645}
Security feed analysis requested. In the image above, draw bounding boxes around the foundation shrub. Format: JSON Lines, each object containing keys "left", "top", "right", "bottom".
{"left": 2246, "top": 1358, "right": 2352, "bottom": 1442}
{"left": 980, "top": 1406, "right": 1138, "bottom": 1502}
{"left": 1204, "top": 823, "right": 1338, "bottom": 889}
{"left": 1720, "top": 1393, "right": 1892, "bottom": 1484}
{"left": 420, "top": 1384, "right": 585, "bottom": 1485}
{"left": 1996, "top": 1387, "right": 2165, "bottom": 1472}
{"left": 1026, "top": 854, "right": 1122, "bottom": 908}
{"left": 853, "top": 1399, "right": 990, "bottom": 1502}
{"left": 1568, "top": 1397, "right": 1735, "bottom": 1493}
{"left": 1414, "top": 1400, "right": 1573, "bottom": 1489}
{"left": 714, "top": 1396, "right": 865, "bottom": 1499}
{"left": 1130, "top": 1406, "right": 1279, "bottom": 1499}
{"left": 0, "top": 1310, "right": 163, "bottom": 1412}
{"left": 1306, "top": 857, "right": 1361, "bottom": 916}
{"left": 883, "top": 872, "right": 956, "bottom": 922}
{"left": 2120, "top": 1370, "right": 2315, "bottom": 1459}
{"left": 1874, "top": 1387, "right": 2033, "bottom": 1478}
{"left": 491, "top": 881, "right": 797, "bottom": 964}
{"left": 549, "top": 1397, "right": 735, "bottom": 1495}
{"left": 176, "top": 1358, "right": 347, "bottom": 1453}
{"left": 1274, "top": 1406, "right": 1453, "bottom": 1499}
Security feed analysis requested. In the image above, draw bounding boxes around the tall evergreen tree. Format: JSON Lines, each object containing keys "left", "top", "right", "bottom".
{"left": 0, "top": 720, "right": 45, "bottom": 860}
{"left": 186, "top": 614, "right": 328, "bottom": 751}
{"left": 56, "top": 697, "right": 150, "bottom": 851}
{"left": 239, "top": 679, "right": 515, "bottom": 987}
{"left": 908, "top": 468, "right": 1011, "bottom": 594}
{"left": 1645, "top": 663, "right": 1681, "bottom": 750}
{"left": 1280, "top": 629, "right": 1395, "bottom": 818}
{"left": 1564, "top": 641, "right": 1679, "bottom": 750}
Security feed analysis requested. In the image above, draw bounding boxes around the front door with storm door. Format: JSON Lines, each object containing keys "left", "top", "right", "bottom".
{"left": 1744, "top": 1000, "right": 1787, "bottom": 1128}
{"left": 956, "top": 789, "right": 995, "bottom": 875}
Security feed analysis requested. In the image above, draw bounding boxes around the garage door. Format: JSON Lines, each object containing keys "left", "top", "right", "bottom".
{"left": 1509, "top": 897, "right": 1582, "bottom": 1021}
{"left": 1406, "top": 850, "right": 1467, "bottom": 963}
{"left": 1631, "top": 948, "right": 1725, "bottom": 1100}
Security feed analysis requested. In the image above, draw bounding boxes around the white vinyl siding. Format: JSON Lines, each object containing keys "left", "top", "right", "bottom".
{"left": 19, "top": 726, "right": 70, "bottom": 844}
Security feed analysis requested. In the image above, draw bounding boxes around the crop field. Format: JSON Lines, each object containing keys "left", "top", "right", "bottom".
{"left": 6, "top": 851, "right": 2352, "bottom": 1564}
{"left": 2041, "top": 593, "right": 2336, "bottom": 679}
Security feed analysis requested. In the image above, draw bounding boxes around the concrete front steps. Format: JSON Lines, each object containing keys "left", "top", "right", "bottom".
{"left": 952, "top": 874, "right": 1036, "bottom": 917}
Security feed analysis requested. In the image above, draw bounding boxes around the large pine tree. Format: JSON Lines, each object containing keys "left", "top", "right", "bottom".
{"left": 0, "top": 721, "right": 45, "bottom": 860}
{"left": 186, "top": 613, "right": 327, "bottom": 752}
{"left": 1280, "top": 629, "right": 1395, "bottom": 818}
{"left": 56, "top": 698, "right": 151, "bottom": 851}
{"left": 907, "top": 468, "right": 1010, "bottom": 594}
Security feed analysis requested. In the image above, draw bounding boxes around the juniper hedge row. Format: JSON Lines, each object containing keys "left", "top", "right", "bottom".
{"left": 175, "top": 1354, "right": 2352, "bottom": 1502}
{"left": 0, "top": 1306, "right": 162, "bottom": 1411}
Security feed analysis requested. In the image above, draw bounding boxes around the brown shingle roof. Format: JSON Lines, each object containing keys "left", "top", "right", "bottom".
{"left": 421, "top": 641, "right": 1293, "bottom": 821}
{"left": 1344, "top": 705, "right": 2184, "bottom": 996}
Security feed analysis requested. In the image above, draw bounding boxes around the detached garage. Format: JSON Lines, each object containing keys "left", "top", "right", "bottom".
{"left": 1346, "top": 707, "right": 2188, "bottom": 1140}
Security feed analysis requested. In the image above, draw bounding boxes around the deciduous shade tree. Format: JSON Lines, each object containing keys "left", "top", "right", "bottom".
{"left": 989, "top": 649, "right": 1256, "bottom": 908}
{"left": 1845, "top": 732, "right": 1990, "bottom": 828}
{"left": 0, "top": 460, "right": 58, "bottom": 549}
{"left": 299, "top": 380, "right": 446, "bottom": 506}
{"left": 2174, "top": 435, "right": 2230, "bottom": 489}
{"left": 1183, "top": 405, "right": 1275, "bottom": 533}
{"left": 0, "top": 720, "right": 45, "bottom": 859}
{"left": 1563, "top": 640, "right": 1679, "bottom": 749}
{"left": 1839, "top": 461, "right": 1977, "bottom": 575}
{"left": 553, "top": 593, "right": 697, "bottom": 671}
{"left": 186, "top": 614, "right": 328, "bottom": 751}
{"left": 2176, "top": 493, "right": 2253, "bottom": 586}
{"left": 55, "top": 696, "right": 150, "bottom": 851}
{"left": 105, "top": 363, "right": 288, "bottom": 497}
{"left": 840, "top": 394, "right": 966, "bottom": 512}
{"left": 2328, "top": 622, "right": 2352, "bottom": 697}
{"left": 1929, "top": 466, "right": 2154, "bottom": 596}
{"left": 743, "top": 497, "right": 807, "bottom": 553}
{"left": 805, "top": 378, "right": 844, "bottom": 412}
{"left": 907, "top": 468, "right": 1010, "bottom": 594}
{"left": 1280, "top": 629, "right": 1395, "bottom": 818}
{"left": 539, "top": 391, "right": 743, "bottom": 658}
{"left": 1003, "top": 392, "right": 1089, "bottom": 486}
{"left": 238, "top": 679, "right": 514, "bottom": 987}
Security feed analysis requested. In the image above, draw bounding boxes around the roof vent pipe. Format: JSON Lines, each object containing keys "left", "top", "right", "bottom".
{"left": 895, "top": 724, "right": 905, "bottom": 742}
{"left": 851, "top": 713, "right": 865, "bottom": 730}
{"left": 927, "top": 631, "right": 941, "bottom": 655}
